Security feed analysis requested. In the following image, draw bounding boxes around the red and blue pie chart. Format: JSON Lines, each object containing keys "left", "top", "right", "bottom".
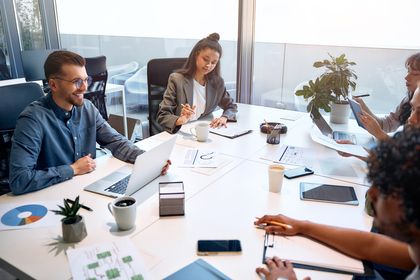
{"left": 1, "top": 204, "right": 48, "bottom": 226}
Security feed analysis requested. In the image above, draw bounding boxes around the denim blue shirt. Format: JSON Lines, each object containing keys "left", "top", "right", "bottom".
{"left": 10, "top": 93, "right": 144, "bottom": 195}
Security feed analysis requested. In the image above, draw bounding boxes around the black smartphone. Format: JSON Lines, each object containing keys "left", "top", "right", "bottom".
{"left": 197, "top": 240, "right": 242, "bottom": 255}
{"left": 284, "top": 167, "right": 314, "bottom": 179}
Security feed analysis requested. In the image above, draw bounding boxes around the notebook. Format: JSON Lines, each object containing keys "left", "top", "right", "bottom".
{"left": 310, "top": 107, "right": 357, "bottom": 144}
{"left": 209, "top": 126, "right": 252, "bottom": 139}
{"left": 84, "top": 135, "right": 177, "bottom": 198}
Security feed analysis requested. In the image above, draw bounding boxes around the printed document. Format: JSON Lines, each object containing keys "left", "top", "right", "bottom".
{"left": 310, "top": 130, "right": 370, "bottom": 158}
{"left": 261, "top": 145, "right": 317, "bottom": 168}
{"left": 180, "top": 148, "right": 220, "bottom": 168}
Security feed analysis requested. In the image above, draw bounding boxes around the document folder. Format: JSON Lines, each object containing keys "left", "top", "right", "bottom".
{"left": 163, "top": 258, "right": 231, "bottom": 280}
{"left": 262, "top": 232, "right": 374, "bottom": 277}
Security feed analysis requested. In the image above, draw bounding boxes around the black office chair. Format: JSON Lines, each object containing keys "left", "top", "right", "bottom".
{"left": 0, "top": 48, "right": 11, "bottom": 80}
{"left": 0, "top": 83, "right": 45, "bottom": 195}
{"left": 147, "top": 58, "right": 187, "bottom": 136}
{"left": 84, "top": 56, "right": 108, "bottom": 120}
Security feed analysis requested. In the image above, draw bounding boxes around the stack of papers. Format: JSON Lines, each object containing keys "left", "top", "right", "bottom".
{"left": 159, "top": 182, "right": 185, "bottom": 216}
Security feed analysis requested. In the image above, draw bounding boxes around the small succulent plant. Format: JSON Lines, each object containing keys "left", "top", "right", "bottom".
{"left": 51, "top": 196, "right": 82, "bottom": 224}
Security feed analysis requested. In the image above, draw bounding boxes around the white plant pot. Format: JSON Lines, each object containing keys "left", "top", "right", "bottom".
{"left": 330, "top": 101, "right": 351, "bottom": 124}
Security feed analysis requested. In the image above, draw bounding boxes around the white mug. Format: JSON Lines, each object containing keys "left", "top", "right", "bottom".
{"left": 268, "top": 164, "right": 285, "bottom": 193}
{"left": 108, "top": 196, "right": 137, "bottom": 231}
{"left": 190, "top": 122, "right": 210, "bottom": 142}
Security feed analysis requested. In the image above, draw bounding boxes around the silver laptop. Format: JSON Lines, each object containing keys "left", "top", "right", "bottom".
{"left": 84, "top": 135, "right": 177, "bottom": 198}
{"left": 310, "top": 107, "right": 357, "bottom": 144}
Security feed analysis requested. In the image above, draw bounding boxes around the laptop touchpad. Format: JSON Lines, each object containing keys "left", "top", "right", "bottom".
{"left": 101, "top": 172, "right": 128, "bottom": 182}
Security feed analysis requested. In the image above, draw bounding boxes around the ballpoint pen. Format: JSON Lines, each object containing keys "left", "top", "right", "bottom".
{"left": 353, "top": 94, "right": 370, "bottom": 98}
{"left": 255, "top": 217, "right": 292, "bottom": 229}
{"left": 66, "top": 198, "right": 93, "bottom": 212}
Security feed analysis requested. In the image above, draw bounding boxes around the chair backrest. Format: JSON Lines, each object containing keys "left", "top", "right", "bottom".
{"left": 0, "top": 48, "right": 11, "bottom": 81}
{"left": 147, "top": 58, "right": 187, "bottom": 136}
{"left": 0, "top": 82, "right": 44, "bottom": 189}
{"left": 84, "top": 56, "right": 108, "bottom": 120}
{"left": 0, "top": 83, "right": 45, "bottom": 131}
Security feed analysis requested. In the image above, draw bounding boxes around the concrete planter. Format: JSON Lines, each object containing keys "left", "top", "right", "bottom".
{"left": 62, "top": 216, "right": 87, "bottom": 243}
{"left": 330, "top": 101, "right": 351, "bottom": 124}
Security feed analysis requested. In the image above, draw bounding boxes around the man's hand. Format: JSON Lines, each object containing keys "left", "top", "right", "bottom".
{"left": 256, "top": 257, "right": 311, "bottom": 280}
{"left": 254, "top": 215, "right": 304, "bottom": 235}
{"left": 210, "top": 116, "right": 228, "bottom": 128}
{"left": 70, "top": 154, "right": 96, "bottom": 176}
{"left": 161, "top": 159, "right": 172, "bottom": 175}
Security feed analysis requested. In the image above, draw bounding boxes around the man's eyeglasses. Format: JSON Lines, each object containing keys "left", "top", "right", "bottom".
{"left": 53, "top": 76, "right": 93, "bottom": 90}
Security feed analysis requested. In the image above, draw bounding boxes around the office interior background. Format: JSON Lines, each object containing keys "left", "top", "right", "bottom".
{"left": 1, "top": 0, "right": 420, "bottom": 126}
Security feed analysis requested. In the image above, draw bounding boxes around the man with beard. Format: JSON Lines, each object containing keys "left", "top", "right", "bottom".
{"left": 255, "top": 125, "right": 420, "bottom": 280}
{"left": 9, "top": 51, "right": 169, "bottom": 195}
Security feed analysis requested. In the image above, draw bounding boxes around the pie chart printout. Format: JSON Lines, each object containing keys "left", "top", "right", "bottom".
{"left": 1, "top": 204, "right": 48, "bottom": 226}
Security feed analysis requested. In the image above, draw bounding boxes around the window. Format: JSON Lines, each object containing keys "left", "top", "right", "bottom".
{"left": 253, "top": 0, "right": 420, "bottom": 115}
{"left": 15, "top": 0, "right": 46, "bottom": 50}
{"left": 56, "top": 0, "right": 238, "bottom": 124}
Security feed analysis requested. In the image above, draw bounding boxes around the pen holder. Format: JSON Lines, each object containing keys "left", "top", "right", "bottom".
{"left": 266, "top": 128, "right": 280, "bottom": 144}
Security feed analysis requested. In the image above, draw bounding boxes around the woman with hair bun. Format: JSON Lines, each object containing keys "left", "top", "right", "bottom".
{"left": 157, "top": 32, "right": 237, "bottom": 134}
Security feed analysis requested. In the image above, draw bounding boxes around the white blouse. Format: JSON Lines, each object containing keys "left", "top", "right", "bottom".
{"left": 190, "top": 79, "right": 206, "bottom": 121}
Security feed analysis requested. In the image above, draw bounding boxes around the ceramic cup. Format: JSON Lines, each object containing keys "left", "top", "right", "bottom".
{"left": 190, "top": 122, "right": 210, "bottom": 142}
{"left": 108, "top": 196, "right": 137, "bottom": 231}
{"left": 268, "top": 164, "right": 285, "bottom": 193}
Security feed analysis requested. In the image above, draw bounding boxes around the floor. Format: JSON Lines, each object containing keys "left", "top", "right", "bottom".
{"left": 0, "top": 267, "right": 17, "bottom": 280}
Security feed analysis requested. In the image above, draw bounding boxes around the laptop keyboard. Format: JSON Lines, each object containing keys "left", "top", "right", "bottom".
{"left": 105, "top": 175, "right": 131, "bottom": 194}
{"left": 335, "top": 132, "right": 348, "bottom": 140}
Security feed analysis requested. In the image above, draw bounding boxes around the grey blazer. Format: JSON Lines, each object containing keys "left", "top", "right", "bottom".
{"left": 157, "top": 73, "right": 238, "bottom": 134}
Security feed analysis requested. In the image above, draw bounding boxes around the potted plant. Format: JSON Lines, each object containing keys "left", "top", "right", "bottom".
{"left": 295, "top": 53, "right": 357, "bottom": 123}
{"left": 51, "top": 196, "right": 87, "bottom": 243}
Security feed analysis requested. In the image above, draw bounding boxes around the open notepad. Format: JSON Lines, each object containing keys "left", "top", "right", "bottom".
{"left": 209, "top": 126, "right": 252, "bottom": 139}
{"left": 263, "top": 233, "right": 366, "bottom": 275}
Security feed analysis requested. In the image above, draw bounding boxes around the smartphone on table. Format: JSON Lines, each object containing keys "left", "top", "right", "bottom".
{"left": 197, "top": 240, "right": 242, "bottom": 255}
{"left": 284, "top": 166, "right": 314, "bottom": 179}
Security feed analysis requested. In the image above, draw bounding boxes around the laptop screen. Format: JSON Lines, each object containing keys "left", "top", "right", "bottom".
{"left": 310, "top": 107, "right": 334, "bottom": 136}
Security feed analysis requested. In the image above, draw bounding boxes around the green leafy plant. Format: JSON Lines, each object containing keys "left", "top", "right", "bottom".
{"left": 295, "top": 53, "right": 357, "bottom": 117}
{"left": 51, "top": 196, "right": 82, "bottom": 224}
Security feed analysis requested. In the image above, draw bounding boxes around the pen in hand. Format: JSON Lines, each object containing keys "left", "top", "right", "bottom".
{"left": 255, "top": 217, "right": 292, "bottom": 229}
{"left": 66, "top": 198, "right": 93, "bottom": 212}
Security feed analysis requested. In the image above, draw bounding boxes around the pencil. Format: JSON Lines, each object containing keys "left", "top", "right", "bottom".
{"left": 264, "top": 119, "right": 272, "bottom": 133}
{"left": 353, "top": 94, "right": 370, "bottom": 98}
{"left": 181, "top": 104, "right": 186, "bottom": 108}
{"left": 255, "top": 217, "right": 292, "bottom": 229}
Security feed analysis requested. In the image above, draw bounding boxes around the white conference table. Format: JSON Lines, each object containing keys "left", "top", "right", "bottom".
{"left": 0, "top": 103, "right": 375, "bottom": 280}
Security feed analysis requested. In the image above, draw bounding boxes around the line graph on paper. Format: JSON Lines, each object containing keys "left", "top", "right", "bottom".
{"left": 66, "top": 238, "right": 152, "bottom": 280}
